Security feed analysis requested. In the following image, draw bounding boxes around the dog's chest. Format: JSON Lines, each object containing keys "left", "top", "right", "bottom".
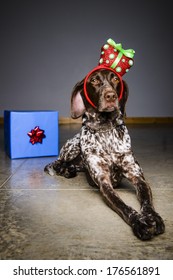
{"left": 80, "top": 124, "right": 131, "bottom": 156}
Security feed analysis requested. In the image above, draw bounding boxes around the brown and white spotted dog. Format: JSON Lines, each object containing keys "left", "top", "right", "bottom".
{"left": 45, "top": 67, "right": 165, "bottom": 240}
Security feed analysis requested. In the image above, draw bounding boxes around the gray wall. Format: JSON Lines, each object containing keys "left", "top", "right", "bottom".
{"left": 0, "top": 0, "right": 172, "bottom": 118}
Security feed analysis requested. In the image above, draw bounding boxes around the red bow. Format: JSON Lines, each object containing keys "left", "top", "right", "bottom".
{"left": 27, "top": 126, "right": 45, "bottom": 145}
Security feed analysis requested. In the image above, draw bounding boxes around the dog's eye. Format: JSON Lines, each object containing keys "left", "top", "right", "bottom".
{"left": 113, "top": 76, "right": 118, "bottom": 81}
{"left": 91, "top": 77, "right": 99, "bottom": 84}
{"left": 111, "top": 76, "right": 119, "bottom": 83}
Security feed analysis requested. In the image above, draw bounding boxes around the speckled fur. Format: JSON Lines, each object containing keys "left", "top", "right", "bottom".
{"left": 44, "top": 69, "right": 165, "bottom": 240}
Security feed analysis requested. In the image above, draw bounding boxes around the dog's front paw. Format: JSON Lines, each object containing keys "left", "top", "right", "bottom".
{"left": 141, "top": 206, "right": 165, "bottom": 236}
{"left": 131, "top": 210, "right": 165, "bottom": 241}
{"left": 131, "top": 214, "right": 156, "bottom": 241}
{"left": 153, "top": 213, "right": 165, "bottom": 235}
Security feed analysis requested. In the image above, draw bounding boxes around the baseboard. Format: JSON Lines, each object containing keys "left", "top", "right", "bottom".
{"left": 60, "top": 117, "right": 173, "bottom": 124}
{"left": 124, "top": 117, "right": 173, "bottom": 124}
{"left": 58, "top": 117, "right": 82, "bottom": 124}
{"left": 1, "top": 116, "right": 173, "bottom": 125}
{"left": 0, "top": 117, "right": 3, "bottom": 125}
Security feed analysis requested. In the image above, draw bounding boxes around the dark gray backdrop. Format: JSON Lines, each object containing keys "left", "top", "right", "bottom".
{"left": 0, "top": 0, "right": 172, "bottom": 117}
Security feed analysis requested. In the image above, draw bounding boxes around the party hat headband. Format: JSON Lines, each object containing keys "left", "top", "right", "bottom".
{"left": 83, "top": 38, "right": 135, "bottom": 108}
{"left": 99, "top": 38, "right": 135, "bottom": 76}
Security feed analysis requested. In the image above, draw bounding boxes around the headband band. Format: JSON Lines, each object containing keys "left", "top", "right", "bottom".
{"left": 83, "top": 65, "right": 124, "bottom": 109}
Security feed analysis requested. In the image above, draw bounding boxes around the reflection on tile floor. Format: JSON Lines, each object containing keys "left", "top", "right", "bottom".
{"left": 0, "top": 124, "right": 173, "bottom": 259}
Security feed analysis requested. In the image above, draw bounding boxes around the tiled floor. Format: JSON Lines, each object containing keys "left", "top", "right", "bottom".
{"left": 0, "top": 123, "right": 173, "bottom": 260}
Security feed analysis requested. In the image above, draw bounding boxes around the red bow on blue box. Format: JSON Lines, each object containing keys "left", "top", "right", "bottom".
{"left": 27, "top": 126, "right": 46, "bottom": 145}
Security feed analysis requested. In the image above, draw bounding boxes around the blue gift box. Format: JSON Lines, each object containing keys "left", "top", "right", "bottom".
{"left": 4, "top": 110, "right": 59, "bottom": 159}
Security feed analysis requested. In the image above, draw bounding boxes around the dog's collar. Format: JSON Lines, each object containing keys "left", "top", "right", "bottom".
{"left": 83, "top": 65, "right": 124, "bottom": 109}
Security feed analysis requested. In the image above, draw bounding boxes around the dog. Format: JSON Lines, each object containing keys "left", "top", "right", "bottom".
{"left": 45, "top": 67, "right": 165, "bottom": 240}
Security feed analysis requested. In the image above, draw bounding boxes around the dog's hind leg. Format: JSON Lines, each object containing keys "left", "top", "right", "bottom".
{"left": 44, "top": 133, "right": 83, "bottom": 177}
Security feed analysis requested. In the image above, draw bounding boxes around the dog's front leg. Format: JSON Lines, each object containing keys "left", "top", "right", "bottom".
{"left": 100, "top": 179, "right": 164, "bottom": 240}
{"left": 132, "top": 176, "right": 165, "bottom": 236}
{"left": 85, "top": 155, "right": 157, "bottom": 240}
{"left": 44, "top": 133, "right": 82, "bottom": 177}
{"left": 121, "top": 153, "right": 165, "bottom": 237}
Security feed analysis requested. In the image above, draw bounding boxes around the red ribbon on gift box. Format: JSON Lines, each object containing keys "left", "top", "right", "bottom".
{"left": 27, "top": 126, "right": 45, "bottom": 145}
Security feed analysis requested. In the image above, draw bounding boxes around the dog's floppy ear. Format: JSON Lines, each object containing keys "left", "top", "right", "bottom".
{"left": 71, "top": 79, "right": 86, "bottom": 119}
{"left": 117, "top": 80, "right": 129, "bottom": 118}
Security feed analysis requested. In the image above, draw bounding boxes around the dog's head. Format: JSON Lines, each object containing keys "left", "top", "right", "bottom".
{"left": 71, "top": 68, "right": 128, "bottom": 119}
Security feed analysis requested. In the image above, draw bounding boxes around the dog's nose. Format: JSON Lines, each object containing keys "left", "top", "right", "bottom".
{"left": 104, "top": 92, "right": 116, "bottom": 102}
